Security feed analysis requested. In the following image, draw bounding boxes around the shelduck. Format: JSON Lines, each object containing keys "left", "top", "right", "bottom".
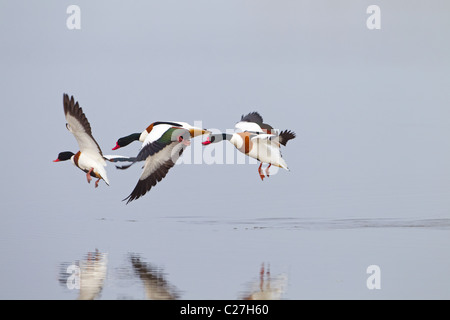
{"left": 112, "top": 121, "right": 209, "bottom": 150}
{"left": 202, "top": 112, "right": 295, "bottom": 181}
{"left": 115, "top": 123, "right": 208, "bottom": 204}
{"left": 53, "top": 94, "right": 111, "bottom": 188}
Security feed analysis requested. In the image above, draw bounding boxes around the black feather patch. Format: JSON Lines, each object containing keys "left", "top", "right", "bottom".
{"left": 152, "top": 121, "right": 183, "bottom": 127}
{"left": 278, "top": 130, "right": 296, "bottom": 146}
{"left": 106, "top": 156, "right": 137, "bottom": 163}
{"left": 63, "top": 94, "right": 93, "bottom": 136}
{"left": 116, "top": 163, "right": 133, "bottom": 170}
{"left": 240, "top": 112, "right": 264, "bottom": 124}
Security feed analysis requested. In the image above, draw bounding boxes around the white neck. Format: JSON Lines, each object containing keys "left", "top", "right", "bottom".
{"left": 229, "top": 134, "right": 243, "bottom": 148}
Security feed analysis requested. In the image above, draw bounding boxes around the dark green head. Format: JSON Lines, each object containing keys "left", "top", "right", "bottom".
{"left": 159, "top": 127, "right": 191, "bottom": 144}
{"left": 112, "top": 133, "right": 141, "bottom": 150}
{"left": 53, "top": 151, "right": 75, "bottom": 162}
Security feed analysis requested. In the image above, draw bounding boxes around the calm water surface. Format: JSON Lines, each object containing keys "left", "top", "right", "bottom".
{"left": 2, "top": 214, "right": 449, "bottom": 300}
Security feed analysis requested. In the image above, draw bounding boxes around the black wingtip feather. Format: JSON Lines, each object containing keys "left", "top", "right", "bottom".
{"left": 240, "top": 111, "right": 264, "bottom": 124}
{"left": 279, "top": 130, "right": 296, "bottom": 146}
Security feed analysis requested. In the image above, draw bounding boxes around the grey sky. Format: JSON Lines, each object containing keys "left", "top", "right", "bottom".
{"left": 1, "top": 1, "right": 450, "bottom": 299}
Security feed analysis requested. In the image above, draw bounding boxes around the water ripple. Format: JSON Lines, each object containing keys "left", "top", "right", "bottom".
{"left": 170, "top": 217, "right": 450, "bottom": 230}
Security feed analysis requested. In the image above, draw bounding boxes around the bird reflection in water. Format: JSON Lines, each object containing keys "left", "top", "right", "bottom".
{"left": 240, "top": 263, "right": 288, "bottom": 300}
{"left": 129, "top": 254, "right": 181, "bottom": 300}
{"left": 58, "top": 249, "right": 108, "bottom": 300}
{"left": 75, "top": 250, "right": 108, "bottom": 300}
{"left": 59, "top": 254, "right": 285, "bottom": 299}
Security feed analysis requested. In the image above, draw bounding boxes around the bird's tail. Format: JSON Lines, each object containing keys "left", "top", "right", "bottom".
{"left": 277, "top": 157, "right": 290, "bottom": 171}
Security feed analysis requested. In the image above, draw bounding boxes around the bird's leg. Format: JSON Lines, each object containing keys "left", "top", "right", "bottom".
{"left": 266, "top": 264, "right": 271, "bottom": 290}
{"left": 86, "top": 168, "right": 93, "bottom": 184}
{"left": 265, "top": 164, "right": 272, "bottom": 177}
{"left": 95, "top": 178, "right": 101, "bottom": 188}
{"left": 258, "top": 163, "right": 265, "bottom": 181}
{"left": 260, "top": 263, "right": 265, "bottom": 292}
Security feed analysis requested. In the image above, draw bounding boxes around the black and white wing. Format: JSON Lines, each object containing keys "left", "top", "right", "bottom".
{"left": 63, "top": 93, "right": 103, "bottom": 157}
{"left": 278, "top": 130, "right": 296, "bottom": 146}
{"left": 236, "top": 112, "right": 274, "bottom": 134}
{"left": 122, "top": 141, "right": 187, "bottom": 204}
{"left": 240, "top": 111, "right": 264, "bottom": 124}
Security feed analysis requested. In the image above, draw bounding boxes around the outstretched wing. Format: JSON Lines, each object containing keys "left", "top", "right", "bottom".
{"left": 123, "top": 141, "right": 186, "bottom": 204}
{"left": 237, "top": 112, "right": 275, "bottom": 134}
{"left": 278, "top": 130, "right": 296, "bottom": 146}
{"left": 63, "top": 93, "right": 103, "bottom": 156}
{"left": 240, "top": 111, "right": 264, "bottom": 124}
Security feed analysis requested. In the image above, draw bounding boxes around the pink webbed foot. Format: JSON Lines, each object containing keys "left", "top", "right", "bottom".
{"left": 258, "top": 163, "right": 265, "bottom": 181}
{"left": 265, "top": 164, "right": 272, "bottom": 177}
{"left": 86, "top": 168, "right": 93, "bottom": 184}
